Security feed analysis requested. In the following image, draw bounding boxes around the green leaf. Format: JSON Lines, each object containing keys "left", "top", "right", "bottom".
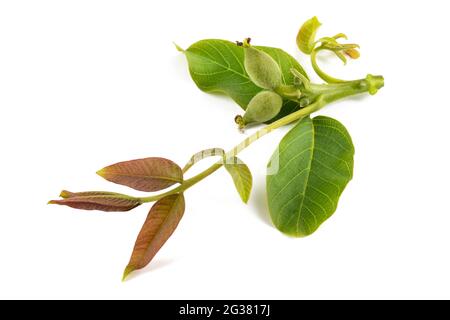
{"left": 97, "top": 157, "right": 183, "bottom": 192}
{"left": 183, "top": 39, "right": 308, "bottom": 114}
{"left": 225, "top": 157, "right": 253, "bottom": 203}
{"left": 123, "top": 193, "right": 185, "bottom": 280}
{"left": 296, "top": 16, "right": 322, "bottom": 54}
{"left": 267, "top": 116, "right": 354, "bottom": 237}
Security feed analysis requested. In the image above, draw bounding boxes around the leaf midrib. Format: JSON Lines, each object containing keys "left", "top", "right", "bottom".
{"left": 295, "top": 119, "right": 315, "bottom": 234}
{"left": 145, "top": 195, "right": 183, "bottom": 258}
{"left": 105, "top": 172, "right": 182, "bottom": 183}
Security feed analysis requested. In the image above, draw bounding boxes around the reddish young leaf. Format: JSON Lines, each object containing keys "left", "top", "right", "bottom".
{"left": 97, "top": 157, "right": 183, "bottom": 192}
{"left": 59, "top": 190, "right": 124, "bottom": 198}
{"left": 123, "top": 193, "right": 185, "bottom": 280}
{"left": 49, "top": 194, "right": 141, "bottom": 212}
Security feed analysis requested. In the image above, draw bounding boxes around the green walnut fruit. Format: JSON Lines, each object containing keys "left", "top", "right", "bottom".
{"left": 238, "top": 91, "right": 283, "bottom": 127}
{"left": 243, "top": 41, "right": 282, "bottom": 90}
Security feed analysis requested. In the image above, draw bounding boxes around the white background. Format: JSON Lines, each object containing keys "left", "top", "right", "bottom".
{"left": 1, "top": 0, "right": 449, "bottom": 299}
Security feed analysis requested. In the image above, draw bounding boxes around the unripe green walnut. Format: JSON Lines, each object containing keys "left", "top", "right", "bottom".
{"left": 240, "top": 91, "right": 283, "bottom": 126}
{"left": 243, "top": 43, "right": 282, "bottom": 90}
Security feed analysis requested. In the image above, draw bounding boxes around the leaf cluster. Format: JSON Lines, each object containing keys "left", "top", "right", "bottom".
{"left": 50, "top": 17, "right": 383, "bottom": 279}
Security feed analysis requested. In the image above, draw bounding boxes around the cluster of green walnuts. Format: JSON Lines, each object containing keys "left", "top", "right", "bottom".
{"left": 235, "top": 38, "right": 295, "bottom": 128}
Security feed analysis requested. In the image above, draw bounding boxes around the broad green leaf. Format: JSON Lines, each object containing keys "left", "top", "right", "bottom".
{"left": 267, "top": 116, "right": 354, "bottom": 237}
{"left": 225, "top": 157, "right": 253, "bottom": 203}
{"left": 123, "top": 193, "right": 185, "bottom": 280}
{"left": 183, "top": 39, "right": 308, "bottom": 118}
{"left": 49, "top": 192, "right": 141, "bottom": 212}
{"left": 97, "top": 157, "right": 183, "bottom": 192}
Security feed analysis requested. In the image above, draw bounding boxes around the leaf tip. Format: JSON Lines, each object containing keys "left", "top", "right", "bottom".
{"left": 173, "top": 42, "right": 185, "bottom": 53}
{"left": 122, "top": 266, "right": 134, "bottom": 282}
{"left": 48, "top": 199, "right": 65, "bottom": 206}
{"left": 59, "top": 190, "right": 71, "bottom": 198}
{"left": 96, "top": 169, "right": 106, "bottom": 178}
{"left": 241, "top": 193, "right": 250, "bottom": 204}
{"left": 312, "top": 16, "right": 322, "bottom": 26}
